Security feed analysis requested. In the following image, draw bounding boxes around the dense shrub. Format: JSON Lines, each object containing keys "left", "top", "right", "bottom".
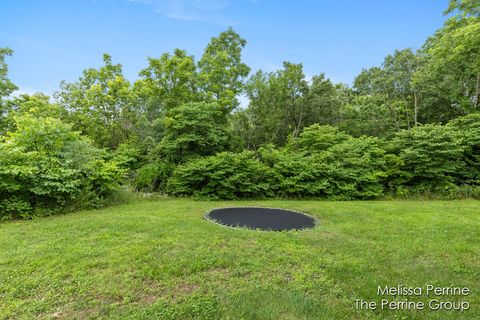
{"left": 389, "top": 124, "right": 465, "bottom": 193}
{"left": 257, "top": 145, "right": 330, "bottom": 197}
{"left": 134, "top": 160, "right": 175, "bottom": 192}
{"left": 287, "top": 124, "right": 350, "bottom": 154}
{"left": 167, "top": 151, "right": 274, "bottom": 199}
{"left": 113, "top": 139, "right": 144, "bottom": 171}
{"left": 323, "top": 136, "right": 389, "bottom": 198}
{"left": 268, "top": 136, "right": 388, "bottom": 199}
{"left": 0, "top": 115, "right": 124, "bottom": 220}
{"left": 448, "top": 113, "right": 480, "bottom": 185}
{"left": 134, "top": 119, "right": 480, "bottom": 200}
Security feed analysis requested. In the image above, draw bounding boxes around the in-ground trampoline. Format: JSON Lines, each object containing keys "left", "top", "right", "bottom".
{"left": 205, "top": 207, "right": 316, "bottom": 231}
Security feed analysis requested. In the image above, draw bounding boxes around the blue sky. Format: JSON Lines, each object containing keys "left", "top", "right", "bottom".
{"left": 1, "top": 0, "right": 449, "bottom": 96}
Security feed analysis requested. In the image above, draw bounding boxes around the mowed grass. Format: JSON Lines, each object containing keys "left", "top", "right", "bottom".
{"left": 0, "top": 199, "right": 479, "bottom": 319}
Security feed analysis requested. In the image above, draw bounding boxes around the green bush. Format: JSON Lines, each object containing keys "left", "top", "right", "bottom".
{"left": 167, "top": 151, "right": 274, "bottom": 199}
{"left": 324, "top": 136, "right": 388, "bottom": 199}
{"left": 287, "top": 124, "right": 350, "bottom": 154}
{"left": 134, "top": 160, "right": 175, "bottom": 192}
{"left": 260, "top": 147, "right": 331, "bottom": 197}
{"left": 0, "top": 115, "right": 124, "bottom": 220}
{"left": 389, "top": 124, "right": 465, "bottom": 192}
{"left": 269, "top": 136, "right": 388, "bottom": 199}
{"left": 448, "top": 113, "right": 480, "bottom": 185}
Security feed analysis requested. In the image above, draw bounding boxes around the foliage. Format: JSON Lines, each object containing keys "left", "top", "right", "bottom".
{"left": 414, "top": 4, "right": 480, "bottom": 123}
{"left": 157, "top": 102, "right": 232, "bottom": 163}
{"left": 235, "top": 62, "right": 309, "bottom": 148}
{"left": 448, "top": 113, "right": 480, "bottom": 185}
{"left": 134, "top": 48, "right": 199, "bottom": 129}
{"left": 288, "top": 124, "right": 350, "bottom": 154}
{"left": 3, "top": 5, "right": 480, "bottom": 216}
{"left": 55, "top": 54, "right": 140, "bottom": 149}
{"left": 353, "top": 48, "right": 420, "bottom": 129}
{"left": 268, "top": 135, "right": 388, "bottom": 199}
{"left": 389, "top": 124, "right": 465, "bottom": 192}
{"left": 0, "top": 115, "right": 124, "bottom": 220}
{"left": 134, "top": 160, "right": 175, "bottom": 192}
{"left": 198, "top": 28, "right": 250, "bottom": 114}
{"left": 167, "top": 151, "right": 274, "bottom": 199}
{"left": 445, "top": 0, "right": 480, "bottom": 17}
{"left": 0, "top": 48, "right": 17, "bottom": 98}
{"left": 1, "top": 93, "right": 67, "bottom": 133}
{"left": 303, "top": 75, "right": 350, "bottom": 127}
{"left": 339, "top": 95, "right": 398, "bottom": 137}
{"left": 0, "top": 47, "right": 18, "bottom": 134}
{"left": 164, "top": 125, "right": 388, "bottom": 200}
{"left": 260, "top": 148, "right": 332, "bottom": 198}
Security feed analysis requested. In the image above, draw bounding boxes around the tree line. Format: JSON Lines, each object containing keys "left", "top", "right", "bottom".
{"left": 0, "top": 0, "right": 479, "bottom": 219}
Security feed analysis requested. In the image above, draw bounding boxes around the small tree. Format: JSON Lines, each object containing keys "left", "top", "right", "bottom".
{"left": 0, "top": 114, "right": 123, "bottom": 220}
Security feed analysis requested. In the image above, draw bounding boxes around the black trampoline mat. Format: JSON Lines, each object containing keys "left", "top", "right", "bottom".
{"left": 206, "top": 207, "right": 316, "bottom": 231}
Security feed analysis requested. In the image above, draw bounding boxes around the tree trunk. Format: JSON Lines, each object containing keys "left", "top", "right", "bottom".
{"left": 414, "top": 92, "right": 420, "bottom": 127}
{"left": 475, "top": 74, "right": 480, "bottom": 110}
{"left": 293, "top": 108, "right": 303, "bottom": 139}
{"left": 386, "top": 103, "right": 399, "bottom": 131}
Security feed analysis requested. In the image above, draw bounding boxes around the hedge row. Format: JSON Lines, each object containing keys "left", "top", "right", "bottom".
{"left": 137, "top": 114, "right": 480, "bottom": 200}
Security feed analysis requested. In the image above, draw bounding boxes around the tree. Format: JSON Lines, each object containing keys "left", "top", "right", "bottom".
{"left": 281, "top": 62, "right": 311, "bottom": 139}
{"left": 415, "top": 14, "right": 480, "bottom": 122}
{"left": 339, "top": 95, "right": 399, "bottom": 137}
{"left": 0, "top": 93, "right": 66, "bottom": 133}
{"left": 198, "top": 28, "right": 250, "bottom": 114}
{"left": 157, "top": 102, "right": 232, "bottom": 163}
{"left": 353, "top": 48, "right": 421, "bottom": 129}
{"left": 135, "top": 48, "right": 199, "bottom": 116}
{"left": 0, "top": 48, "right": 18, "bottom": 135}
{"left": 234, "top": 62, "right": 308, "bottom": 148}
{"left": 55, "top": 54, "right": 139, "bottom": 149}
{"left": 445, "top": 0, "right": 480, "bottom": 17}
{"left": 303, "top": 75, "right": 349, "bottom": 127}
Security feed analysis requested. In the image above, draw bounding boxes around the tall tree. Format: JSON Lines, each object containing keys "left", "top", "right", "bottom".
{"left": 445, "top": 0, "right": 480, "bottom": 17}
{"left": 339, "top": 95, "right": 397, "bottom": 137}
{"left": 135, "top": 49, "right": 199, "bottom": 116}
{"left": 414, "top": 7, "right": 480, "bottom": 122}
{"left": 353, "top": 48, "right": 421, "bottom": 130}
{"left": 55, "top": 54, "right": 139, "bottom": 149}
{"left": 303, "top": 74, "right": 350, "bottom": 127}
{"left": 0, "top": 48, "right": 18, "bottom": 135}
{"left": 198, "top": 28, "right": 250, "bottom": 114}
{"left": 234, "top": 62, "right": 308, "bottom": 148}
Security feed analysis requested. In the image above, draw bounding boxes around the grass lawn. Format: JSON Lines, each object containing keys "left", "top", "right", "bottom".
{"left": 0, "top": 199, "right": 479, "bottom": 319}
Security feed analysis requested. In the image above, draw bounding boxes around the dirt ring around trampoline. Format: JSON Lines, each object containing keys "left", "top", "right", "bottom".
{"left": 204, "top": 207, "right": 317, "bottom": 231}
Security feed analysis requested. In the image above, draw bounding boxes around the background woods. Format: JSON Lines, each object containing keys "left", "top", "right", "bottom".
{"left": 1, "top": 1, "right": 480, "bottom": 219}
